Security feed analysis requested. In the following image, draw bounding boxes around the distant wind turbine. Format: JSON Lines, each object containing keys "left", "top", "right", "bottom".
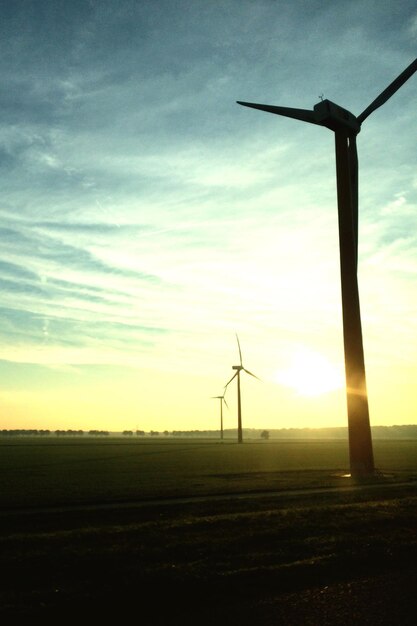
{"left": 211, "top": 394, "right": 228, "bottom": 440}
{"left": 237, "top": 58, "right": 417, "bottom": 477}
{"left": 224, "top": 335, "right": 260, "bottom": 444}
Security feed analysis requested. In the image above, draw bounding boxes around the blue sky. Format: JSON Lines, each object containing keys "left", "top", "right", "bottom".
{"left": 0, "top": 0, "right": 416, "bottom": 431}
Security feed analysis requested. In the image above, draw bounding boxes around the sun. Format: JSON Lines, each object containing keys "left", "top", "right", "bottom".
{"left": 276, "top": 346, "right": 344, "bottom": 397}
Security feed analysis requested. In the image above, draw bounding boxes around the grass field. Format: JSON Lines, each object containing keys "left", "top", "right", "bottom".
{"left": 1, "top": 437, "right": 416, "bottom": 509}
{"left": 1, "top": 437, "right": 416, "bottom": 624}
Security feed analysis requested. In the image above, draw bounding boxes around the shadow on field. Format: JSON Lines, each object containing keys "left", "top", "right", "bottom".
{"left": 2, "top": 483, "right": 416, "bottom": 626}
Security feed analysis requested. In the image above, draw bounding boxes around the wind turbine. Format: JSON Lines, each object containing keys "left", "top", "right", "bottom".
{"left": 211, "top": 394, "right": 228, "bottom": 440}
{"left": 224, "top": 335, "right": 260, "bottom": 444}
{"left": 237, "top": 58, "right": 417, "bottom": 477}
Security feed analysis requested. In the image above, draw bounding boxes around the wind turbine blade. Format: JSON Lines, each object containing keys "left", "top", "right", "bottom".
{"left": 236, "top": 333, "right": 243, "bottom": 366}
{"left": 348, "top": 134, "right": 359, "bottom": 268}
{"left": 237, "top": 101, "right": 319, "bottom": 126}
{"left": 243, "top": 368, "right": 261, "bottom": 381}
{"left": 224, "top": 371, "right": 238, "bottom": 389}
{"left": 223, "top": 397, "right": 229, "bottom": 410}
{"left": 357, "top": 58, "right": 417, "bottom": 125}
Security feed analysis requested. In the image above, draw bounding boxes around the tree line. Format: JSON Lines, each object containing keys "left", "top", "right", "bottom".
{"left": 2, "top": 425, "right": 416, "bottom": 438}
{"left": 1, "top": 429, "right": 155, "bottom": 437}
{"left": 1, "top": 429, "right": 109, "bottom": 436}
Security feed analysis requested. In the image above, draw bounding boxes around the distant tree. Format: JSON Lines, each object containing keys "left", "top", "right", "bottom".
{"left": 123, "top": 430, "right": 133, "bottom": 436}
{"left": 150, "top": 430, "right": 159, "bottom": 436}
{"left": 260, "top": 430, "right": 270, "bottom": 440}
{"left": 163, "top": 430, "right": 169, "bottom": 436}
{"left": 136, "top": 430, "right": 145, "bottom": 436}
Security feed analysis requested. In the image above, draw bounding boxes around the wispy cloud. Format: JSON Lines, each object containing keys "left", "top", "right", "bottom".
{"left": 0, "top": 0, "right": 415, "bottom": 429}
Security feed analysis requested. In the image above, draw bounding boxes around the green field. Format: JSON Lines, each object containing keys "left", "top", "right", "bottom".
{"left": 1, "top": 438, "right": 416, "bottom": 624}
{"left": 1, "top": 437, "right": 416, "bottom": 509}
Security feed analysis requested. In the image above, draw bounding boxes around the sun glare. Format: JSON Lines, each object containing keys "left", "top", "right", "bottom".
{"left": 276, "top": 346, "right": 344, "bottom": 397}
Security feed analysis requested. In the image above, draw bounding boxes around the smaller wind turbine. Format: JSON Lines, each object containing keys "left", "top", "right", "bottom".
{"left": 224, "top": 335, "right": 260, "bottom": 443}
{"left": 211, "top": 394, "right": 228, "bottom": 440}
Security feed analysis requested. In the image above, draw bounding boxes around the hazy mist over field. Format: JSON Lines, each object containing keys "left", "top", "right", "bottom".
{"left": 0, "top": 1, "right": 416, "bottom": 432}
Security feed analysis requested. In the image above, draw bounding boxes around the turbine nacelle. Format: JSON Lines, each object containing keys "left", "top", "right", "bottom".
{"left": 313, "top": 99, "right": 360, "bottom": 134}
{"left": 237, "top": 99, "right": 361, "bottom": 135}
{"left": 232, "top": 365, "right": 242, "bottom": 370}
{"left": 238, "top": 58, "right": 417, "bottom": 139}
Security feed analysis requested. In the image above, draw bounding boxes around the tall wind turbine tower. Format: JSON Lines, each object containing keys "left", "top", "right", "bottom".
{"left": 237, "top": 58, "right": 417, "bottom": 477}
{"left": 224, "top": 335, "right": 260, "bottom": 444}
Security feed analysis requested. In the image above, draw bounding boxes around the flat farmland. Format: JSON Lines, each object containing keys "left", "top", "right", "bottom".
{"left": 1, "top": 437, "right": 416, "bottom": 624}
{"left": 1, "top": 437, "right": 416, "bottom": 509}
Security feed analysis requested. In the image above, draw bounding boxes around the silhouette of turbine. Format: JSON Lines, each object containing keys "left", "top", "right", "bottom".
{"left": 211, "top": 394, "right": 228, "bottom": 440}
{"left": 224, "top": 335, "right": 260, "bottom": 444}
{"left": 237, "top": 58, "right": 417, "bottom": 477}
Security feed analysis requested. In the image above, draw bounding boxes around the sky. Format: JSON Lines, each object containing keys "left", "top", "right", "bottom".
{"left": 0, "top": 0, "right": 416, "bottom": 432}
